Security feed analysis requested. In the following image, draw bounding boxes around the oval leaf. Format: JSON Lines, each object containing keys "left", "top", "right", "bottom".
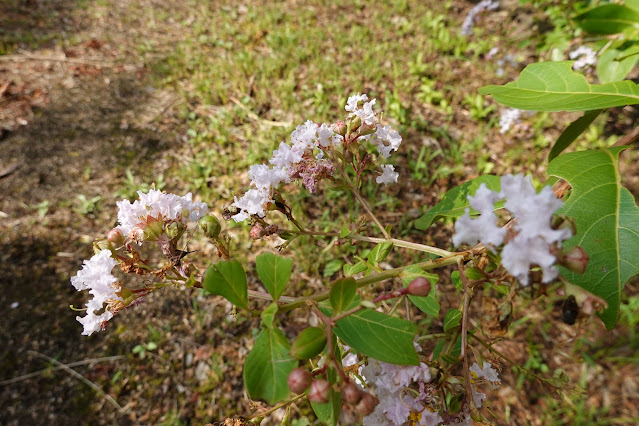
{"left": 443, "top": 308, "right": 462, "bottom": 334}
{"left": 244, "top": 327, "right": 297, "bottom": 404}
{"left": 290, "top": 327, "right": 327, "bottom": 360}
{"left": 329, "top": 278, "right": 357, "bottom": 314}
{"left": 416, "top": 175, "right": 501, "bottom": 230}
{"left": 333, "top": 309, "right": 419, "bottom": 365}
{"left": 203, "top": 260, "right": 249, "bottom": 309}
{"left": 574, "top": 4, "right": 639, "bottom": 35}
{"left": 549, "top": 147, "right": 639, "bottom": 329}
{"left": 597, "top": 46, "right": 639, "bottom": 84}
{"left": 367, "top": 242, "right": 394, "bottom": 264}
{"left": 256, "top": 252, "right": 293, "bottom": 301}
{"left": 480, "top": 62, "right": 639, "bottom": 111}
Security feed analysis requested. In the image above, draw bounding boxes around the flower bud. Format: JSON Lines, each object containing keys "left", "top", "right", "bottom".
{"left": 144, "top": 216, "right": 165, "bottom": 241}
{"left": 357, "top": 122, "right": 376, "bottom": 136}
{"left": 287, "top": 368, "right": 312, "bottom": 394}
{"left": 354, "top": 392, "right": 378, "bottom": 416}
{"left": 341, "top": 382, "right": 361, "bottom": 405}
{"left": 107, "top": 228, "right": 124, "bottom": 245}
{"left": 339, "top": 405, "right": 359, "bottom": 425}
{"left": 93, "top": 239, "right": 111, "bottom": 253}
{"left": 346, "top": 115, "right": 362, "bottom": 133}
{"left": 333, "top": 121, "right": 347, "bottom": 136}
{"left": 250, "top": 224, "right": 265, "bottom": 240}
{"left": 560, "top": 246, "right": 589, "bottom": 274}
{"left": 407, "top": 277, "right": 431, "bottom": 297}
{"left": 199, "top": 215, "right": 221, "bottom": 239}
{"left": 308, "top": 379, "right": 331, "bottom": 403}
{"left": 165, "top": 221, "right": 185, "bottom": 240}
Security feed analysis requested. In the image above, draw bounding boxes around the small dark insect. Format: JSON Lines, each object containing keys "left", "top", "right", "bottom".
{"left": 562, "top": 295, "right": 579, "bottom": 325}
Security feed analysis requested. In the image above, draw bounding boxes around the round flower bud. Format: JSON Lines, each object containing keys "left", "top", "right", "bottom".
{"left": 407, "top": 277, "right": 431, "bottom": 297}
{"left": 287, "top": 368, "right": 312, "bottom": 394}
{"left": 333, "top": 121, "right": 347, "bottom": 136}
{"left": 199, "top": 215, "right": 221, "bottom": 239}
{"left": 308, "top": 379, "right": 331, "bottom": 404}
{"left": 560, "top": 246, "right": 589, "bottom": 275}
{"left": 106, "top": 228, "right": 124, "bottom": 245}
{"left": 250, "top": 224, "right": 265, "bottom": 240}
{"left": 358, "top": 122, "right": 376, "bottom": 136}
{"left": 341, "top": 382, "right": 361, "bottom": 405}
{"left": 339, "top": 405, "right": 359, "bottom": 425}
{"left": 354, "top": 392, "right": 378, "bottom": 416}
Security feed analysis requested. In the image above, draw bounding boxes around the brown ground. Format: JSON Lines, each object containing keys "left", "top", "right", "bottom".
{"left": 1, "top": 1, "right": 638, "bottom": 425}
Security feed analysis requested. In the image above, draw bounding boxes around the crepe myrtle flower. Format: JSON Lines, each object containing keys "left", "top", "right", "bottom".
{"left": 453, "top": 174, "right": 572, "bottom": 285}
{"left": 71, "top": 249, "right": 123, "bottom": 336}
{"left": 376, "top": 164, "right": 399, "bottom": 185}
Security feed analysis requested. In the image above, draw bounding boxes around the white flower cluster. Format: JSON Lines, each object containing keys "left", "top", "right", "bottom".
{"left": 71, "top": 250, "right": 122, "bottom": 336}
{"left": 453, "top": 174, "right": 572, "bottom": 285}
{"left": 361, "top": 359, "right": 441, "bottom": 426}
{"left": 569, "top": 46, "right": 597, "bottom": 70}
{"left": 232, "top": 93, "right": 402, "bottom": 222}
{"left": 461, "top": 0, "right": 499, "bottom": 36}
{"left": 116, "top": 189, "right": 208, "bottom": 239}
{"left": 469, "top": 362, "right": 501, "bottom": 408}
{"left": 499, "top": 107, "right": 523, "bottom": 134}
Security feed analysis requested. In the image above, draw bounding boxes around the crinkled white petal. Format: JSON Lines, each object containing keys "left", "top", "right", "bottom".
{"left": 452, "top": 209, "right": 506, "bottom": 247}
{"left": 376, "top": 164, "right": 399, "bottom": 185}
{"left": 355, "top": 99, "right": 377, "bottom": 125}
{"left": 501, "top": 234, "right": 559, "bottom": 285}
{"left": 270, "top": 141, "right": 303, "bottom": 169}
{"left": 71, "top": 250, "right": 118, "bottom": 291}
{"left": 470, "top": 362, "right": 501, "bottom": 388}
{"left": 471, "top": 386, "right": 487, "bottom": 408}
{"left": 569, "top": 46, "right": 597, "bottom": 70}
{"left": 290, "top": 120, "right": 318, "bottom": 152}
{"left": 231, "top": 188, "right": 272, "bottom": 222}
{"left": 345, "top": 93, "right": 369, "bottom": 112}
{"left": 375, "top": 125, "right": 402, "bottom": 159}
{"left": 499, "top": 108, "right": 522, "bottom": 134}
{"left": 77, "top": 310, "right": 114, "bottom": 336}
{"left": 248, "top": 164, "right": 289, "bottom": 190}
{"left": 317, "top": 122, "right": 334, "bottom": 148}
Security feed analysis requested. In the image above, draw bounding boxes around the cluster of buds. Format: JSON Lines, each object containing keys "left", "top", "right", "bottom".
{"left": 287, "top": 369, "right": 378, "bottom": 425}
{"left": 230, "top": 93, "right": 403, "bottom": 224}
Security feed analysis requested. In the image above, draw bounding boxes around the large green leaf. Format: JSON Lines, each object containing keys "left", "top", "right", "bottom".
{"left": 574, "top": 4, "right": 639, "bottom": 35}
{"left": 479, "top": 62, "right": 639, "bottom": 111}
{"left": 244, "top": 327, "right": 297, "bottom": 404}
{"left": 256, "top": 252, "right": 293, "bottom": 301}
{"left": 203, "top": 260, "right": 249, "bottom": 309}
{"left": 597, "top": 46, "right": 639, "bottom": 84}
{"left": 332, "top": 308, "right": 419, "bottom": 365}
{"left": 415, "top": 175, "right": 501, "bottom": 230}
{"left": 401, "top": 265, "right": 440, "bottom": 316}
{"left": 548, "top": 147, "right": 639, "bottom": 329}
{"left": 548, "top": 109, "right": 603, "bottom": 162}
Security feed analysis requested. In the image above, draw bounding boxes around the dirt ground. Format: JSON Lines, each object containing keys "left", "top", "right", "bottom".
{"left": 1, "top": 1, "right": 638, "bottom": 425}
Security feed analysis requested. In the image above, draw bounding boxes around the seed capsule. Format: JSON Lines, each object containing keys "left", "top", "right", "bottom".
{"left": 308, "top": 379, "right": 331, "bottom": 403}
{"left": 287, "top": 368, "right": 312, "bottom": 394}
{"left": 407, "top": 277, "right": 431, "bottom": 297}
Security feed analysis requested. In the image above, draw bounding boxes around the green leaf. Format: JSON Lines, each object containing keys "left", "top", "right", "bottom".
{"left": 290, "top": 327, "right": 327, "bottom": 359}
{"left": 443, "top": 309, "right": 462, "bottom": 334}
{"left": 548, "top": 147, "right": 639, "bottom": 329}
{"left": 343, "top": 261, "right": 368, "bottom": 277}
{"left": 329, "top": 278, "right": 357, "bottom": 314}
{"left": 244, "top": 327, "right": 298, "bottom": 404}
{"left": 549, "top": 109, "right": 603, "bottom": 162}
{"left": 574, "top": 5, "right": 639, "bottom": 35}
{"left": 597, "top": 47, "right": 639, "bottom": 84}
{"left": 332, "top": 308, "right": 419, "bottom": 365}
{"left": 367, "top": 242, "right": 394, "bottom": 264}
{"left": 203, "top": 260, "right": 249, "bottom": 309}
{"left": 256, "top": 253, "right": 293, "bottom": 301}
{"left": 479, "top": 62, "right": 639, "bottom": 111}
{"left": 627, "top": 0, "right": 639, "bottom": 12}
{"left": 415, "top": 176, "right": 501, "bottom": 230}
{"left": 323, "top": 259, "right": 344, "bottom": 277}
{"left": 339, "top": 224, "right": 351, "bottom": 238}
{"left": 261, "top": 302, "right": 278, "bottom": 329}
{"left": 401, "top": 265, "right": 440, "bottom": 316}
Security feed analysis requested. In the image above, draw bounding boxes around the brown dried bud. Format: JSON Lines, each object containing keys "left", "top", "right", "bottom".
{"left": 354, "top": 392, "right": 378, "bottom": 416}
{"left": 407, "top": 277, "right": 431, "bottom": 297}
{"left": 341, "top": 382, "right": 361, "bottom": 405}
{"left": 308, "top": 379, "right": 331, "bottom": 403}
{"left": 287, "top": 368, "right": 312, "bottom": 394}
{"left": 560, "top": 246, "right": 589, "bottom": 274}
{"left": 107, "top": 228, "right": 124, "bottom": 245}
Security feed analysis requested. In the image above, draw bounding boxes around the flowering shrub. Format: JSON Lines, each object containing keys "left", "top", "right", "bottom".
{"left": 71, "top": 7, "right": 639, "bottom": 419}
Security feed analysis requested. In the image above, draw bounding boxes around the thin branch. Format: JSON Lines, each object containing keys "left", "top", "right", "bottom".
{"left": 457, "top": 260, "right": 473, "bottom": 409}
{"left": 613, "top": 124, "right": 639, "bottom": 147}
{"left": 27, "top": 351, "right": 125, "bottom": 413}
{"left": 0, "top": 355, "right": 124, "bottom": 386}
